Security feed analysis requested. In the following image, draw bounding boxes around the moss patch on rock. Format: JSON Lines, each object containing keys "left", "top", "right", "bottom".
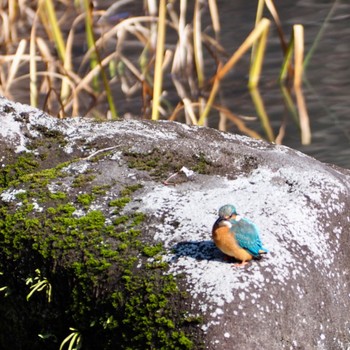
{"left": 124, "top": 148, "right": 216, "bottom": 180}
{"left": 0, "top": 152, "right": 202, "bottom": 350}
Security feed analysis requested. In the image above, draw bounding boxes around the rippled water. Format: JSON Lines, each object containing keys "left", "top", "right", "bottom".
{"left": 216, "top": 0, "right": 350, "bottom": 168}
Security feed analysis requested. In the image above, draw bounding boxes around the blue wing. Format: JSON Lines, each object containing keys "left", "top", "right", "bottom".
{"left": 229, "top": 218, "right": 268, "bottom": 256}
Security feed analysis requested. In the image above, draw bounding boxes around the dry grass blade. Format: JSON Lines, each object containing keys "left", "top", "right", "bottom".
{"left": 40, "top": 0, "right": 66, "bottom": 61}
{"left": 83, "top": 0, "right": 99, "bottom": 90}
{"left": 176, "top": 0, "right": 187, "bottom": 70}
{"left": 0, "top": 11, "right": 11, "bottom": 43}
{"left": 5, "top": 39, "right": 27, "bottom": 94}
{"left": 217, "top": 18, "right": 270, "bottom": 80}
{"left": 151, "top": 0, "right": 167, "bottom": 120}
{"left": 193, "top": 0, "right": 205, "bottom": 88}
{"left": 279, "top": 35, "right": 294, "bottom": 83}
{"left": 147, "top": 0, "right": 158, "bottom": 48}
{"left": 250, "top": 0, "right": 265, "bottom": 64}
{"left": 199, "top": 18, "right": 271, "bottom": 125}
{"left": 249, "top": 87, "right": 274, "bottom": 142}
{"left": 264, "top": 0, "right": 288, "bottom": 53}
{"left": 84, "top": 0, "right": 118, "bottom": 119}
{"left": 248, "top": 23, "right": 269, "bottom": 88}
{"left": 36, "top": 37, "right": 58, "bottom": 112}
{"left": 293, "top": 24, "right": 304, "bottom": 88}
{"left": 61, "top": 15, "right": 84, "bottom": 116}
{"left": 170, "top": 102, "right": 261, "bottom": 139}
{"left": 293, "top": 25, "right": 310, "bottom": 144}
{"left": 171, "top": 74, "right": 198, "bottom": 125}
{"left": 86, "top": 16, "right": 155, "bottom": 62}
{"left": 74, "top": 52, "right": 117, "bottom": 95}
{"left": 8, "top": 0, "right": 17, "bottom": 23}
{"left": 295, "top": 87, "right": 311, "bottom": 145}
{"left": 280, "top": 84, "right": 298, "bottom": 123}
{"left": 274, "top": 118, "right": 287, "bottom": 145}
{"left": 30, "top": 15, "right": 38, "bottom": 108}
{"left": 198, "top": 74, "right": 220, "bottom": 126}
{"left": 208, "top": 0, "right": 220, "bottom": 38}
{"left": 57, "top": 10, "right": 78, "bottom": 115}
{"left": 215, "top": 104, "right": 262, "bottom": 139}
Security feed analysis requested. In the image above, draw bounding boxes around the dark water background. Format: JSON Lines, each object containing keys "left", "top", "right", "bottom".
{"left": 216, "top": 0, "right": 350, "bottom": 169}
{"left": 102, "top": 0, "right": 350, "bottom": 169}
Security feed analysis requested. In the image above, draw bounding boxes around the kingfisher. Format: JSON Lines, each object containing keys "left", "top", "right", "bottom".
{"left": 212, "top": 204, "right": 268, "bottom": 267}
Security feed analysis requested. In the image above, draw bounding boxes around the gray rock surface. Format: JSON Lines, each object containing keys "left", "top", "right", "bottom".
{"left": 1, "top": 96, "right": 350, "bottom": 349}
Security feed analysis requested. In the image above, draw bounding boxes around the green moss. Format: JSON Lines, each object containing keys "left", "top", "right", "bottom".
{"left": 0, "top": 155, "right": 199, "bottom": 350}
{"left": 113, "top": 215, "right": 129, "bottom": 225}
{"left": 109, "top": 197, "right": 131, "bottom": 209}
{"left": 92, "top": 185, "right": 111, "bottom": 195}
{"left": 76, "top": 193, "right": 95, "bottom": 207}
{"left": 31, "top": 125, "right": 68, "bottom": 148}
{"left": 124, "top": 149, "right": 180, "bottom": 179}
{"left": 192, "top": 152, "right": 212, "bottom": 174}
{"left": 121, "top": 272, "right": 194, "bottom": 349}
{"left": 124, "top": 148, "right": 214, "bottom": 180}
{"left": 72, "top": 174, "right": 96, "bottom": 188}
{"left": 142, "top": 243, "right": 163, "bottom": 257}
{"left": 0, "top": 153, "right": 39, "bottom": 189}
{"left": 120, "top": 184, "right": 143, "bottom": 196}
{"left": 48, "top": 191, "right": 67, "bottom": 200}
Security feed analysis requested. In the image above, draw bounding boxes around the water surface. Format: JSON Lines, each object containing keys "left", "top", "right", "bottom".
{"left": 216, "top": 0, "right": 350, "bottom": 168}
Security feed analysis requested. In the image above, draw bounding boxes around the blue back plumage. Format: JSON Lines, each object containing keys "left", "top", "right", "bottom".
{"left": 229, "top": 217, "right": 268, "bottom": 256}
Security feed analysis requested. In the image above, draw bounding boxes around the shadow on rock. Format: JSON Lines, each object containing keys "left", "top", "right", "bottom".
{"left": 170, "top": 240, "right": 231, "bottom": 263}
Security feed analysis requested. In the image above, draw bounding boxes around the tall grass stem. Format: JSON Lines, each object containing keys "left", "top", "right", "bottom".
{"left": 151, "top": 0, "right": 166, "bottom": 120}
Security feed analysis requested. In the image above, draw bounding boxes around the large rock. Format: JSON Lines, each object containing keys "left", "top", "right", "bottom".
{"left": 1, "top": 96, "right": 350, "bottom": 349}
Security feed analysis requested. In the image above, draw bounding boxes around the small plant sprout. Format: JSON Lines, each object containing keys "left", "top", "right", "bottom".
{"left": 26, "top": 268, "right": 52, "bottom": 303}
{"left": 0, "top": 272, "right": 8, "bottom": 294}
{"left": 59, "top": 328, "right": 82, "bottom": 350}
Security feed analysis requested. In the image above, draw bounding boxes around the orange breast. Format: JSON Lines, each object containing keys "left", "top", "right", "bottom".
{"left": 212, "top": 224, "right": 253, "bottom": 262}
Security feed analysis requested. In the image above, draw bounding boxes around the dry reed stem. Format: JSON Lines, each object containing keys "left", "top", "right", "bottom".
{"left": 249, "top": 23, "right": 269, "bottom": 88}
{"left": 215, "top": 104, "right": 262, "bottom": 139}
{"left": 295, "top": 87, "right": 311, "bottom": 145}
{"left": 249, "top": 87, "right": 274, "bottom": 142}
{"left": 280, "top": 84, "right": 298, "bottom": 123}
{"left": 199, "top": 18, "right": 271, "bottom": 125}
{"left": 217, "top": 18, "right": 270, "bottom": 80}
{"left": 251, "top": 0, "right": 265, "bottom": 65}
{"left": 0, "top": 11, "right": 11, "bottom": 43}
{"left": 147, "top": 0, "right": 158, "bottom": 49}
{"left": 30, "top": 15, "right": 38, "bottom": 108}
{"left": 208, "top": 0, "right": 220, "bottom": 38}
{"left": 5, "top": 39, "right": 27, "bottom": 94}
{"left": 151, "top": 0, "right": 166, "bottom": 120}
{"left": 279, "top": 35, "right": 294, "bottom": 83}
{"left": 170, "top": 101, "right": 261, "bottom": 139}
{"left": 264, "top": 0, "right": 288, "bottom": 53}
{"left": 40, "top": 0, "right": 66, "bottom": 61}
{"left": 293, "top": 24, "right": 304, "bottom": 89}
{"left": 275, "top": 118, "right": 287, "bottom": 145}
{"left": 193, "top": 0, "right": 204, "bottom": 88}
{"left": 36, "top": 37, "right": 58, "bottom": 112}
{"left": 91, "top": 16, "right": 156, "bottom": 56}
{"left": 74, "top": 52, "right": 118, "bottom": 95}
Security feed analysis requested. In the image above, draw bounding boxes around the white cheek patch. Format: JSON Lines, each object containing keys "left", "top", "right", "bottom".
{"left": 220, "top": 220, "right": 232, "bottom": 228}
